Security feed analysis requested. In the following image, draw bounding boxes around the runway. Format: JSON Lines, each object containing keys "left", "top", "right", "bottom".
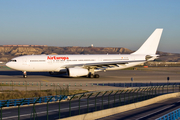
{"left": 0, "top": 67, "right": 180, "bottom": 83}
{"left": 0, "top": 67, "right": 179, "bottom": 91}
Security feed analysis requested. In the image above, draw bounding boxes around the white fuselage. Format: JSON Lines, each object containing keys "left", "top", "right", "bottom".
{"left": 6, "top": 54, "right": 146, "bottom": 72}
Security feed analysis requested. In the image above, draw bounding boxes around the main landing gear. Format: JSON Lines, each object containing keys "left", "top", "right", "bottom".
{"left": 23, "top": 71, "right": 27, "bottom": 78}
{"left": 88, "top": 68, "right": 100, "bottom": 78}
{"left": 88, "top": 73, "right": 100, "bottom": 78}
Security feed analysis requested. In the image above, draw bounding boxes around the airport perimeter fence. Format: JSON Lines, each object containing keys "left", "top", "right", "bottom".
{"left": 0, "top": 82, "right": 69, "bottom": 100}
{"left": 0, "top": 81, "right": 177, "bottom": 99}
{"left": 0, "top": 95, "right": 68, "bottom": 107}
{"left": 156, "top": 107, "right": 180, "bottom": 120}
{"left": 0, "top": 80, "right": 177, "bottom": 90}
{"left": 0, "top": 83, "right": 180, "bottom": 120}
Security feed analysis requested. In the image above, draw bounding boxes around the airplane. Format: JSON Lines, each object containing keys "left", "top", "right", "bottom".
{"left": 6, "top": 28, "right": 163, "bottom": 78}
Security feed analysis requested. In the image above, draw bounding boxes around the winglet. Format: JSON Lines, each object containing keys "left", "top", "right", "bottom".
{"left": 132, "top": 29, "right": 163, "bottom": 55}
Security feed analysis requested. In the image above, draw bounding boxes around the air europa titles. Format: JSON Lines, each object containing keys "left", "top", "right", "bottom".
{"left": 47, "top": 56, "right": 69, "bottom": 60}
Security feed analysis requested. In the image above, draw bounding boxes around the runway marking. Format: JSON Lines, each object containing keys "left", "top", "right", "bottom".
{"left": 38, "top": 107, "right": 46, "bottom": 109}
{"left": 2, "top": 112, "right": 11, "bottom": 115}
{"left": 99, "top": 100, "right": 108, "bottom": 102}
{"left": 41, "top": 79, "right": 49, "bottom": 82}
{"left": 135, "top": 105, "right": 175, "bottom": 120}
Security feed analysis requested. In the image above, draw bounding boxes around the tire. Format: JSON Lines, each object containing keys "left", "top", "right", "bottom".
{"left": 23, "top": 75, "right": 27, "bottom": 78}
{"left": 94, "top": 74, "right": 99, "bottom": 78}
{"left": 88, "top": 74, "right": 94, "bottom": 78}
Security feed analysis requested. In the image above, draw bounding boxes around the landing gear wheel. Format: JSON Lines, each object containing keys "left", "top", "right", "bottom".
{"left": 94, "top": 74, "right": 99, "bottom": 78}
{"left": 23, "top": 75, "right": 27, "bottom": 78}
{"left": 88, "top": 74, "right": 94, "bottom": 78}
{"left": 23, "top": 71, "right": 27, "bottom": 78}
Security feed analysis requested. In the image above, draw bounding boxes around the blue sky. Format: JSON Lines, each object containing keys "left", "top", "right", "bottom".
{"left": 0, "top": 0, "right": 180, "bottom": 53}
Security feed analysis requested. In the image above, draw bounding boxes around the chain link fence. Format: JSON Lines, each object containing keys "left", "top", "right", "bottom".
{"left": 0, "top": 83, "right": 179, "bottom": 120}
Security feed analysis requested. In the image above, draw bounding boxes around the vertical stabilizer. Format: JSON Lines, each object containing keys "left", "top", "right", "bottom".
{"left": 132, "top": 29, "right": 163, "bottom": 55}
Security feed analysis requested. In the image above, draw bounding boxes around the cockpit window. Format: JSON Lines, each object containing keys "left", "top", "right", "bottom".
{"left": 10, "top": 60, "right": 17, "bottom": 62}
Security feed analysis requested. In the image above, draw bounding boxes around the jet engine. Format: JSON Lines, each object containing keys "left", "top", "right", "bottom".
{"left": 67, "top": 68, "right": 89, "bottom": 77}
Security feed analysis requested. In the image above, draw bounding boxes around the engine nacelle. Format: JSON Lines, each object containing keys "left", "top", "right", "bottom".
{"left": 67, "top": 68, "right": 89, "bottom": 77}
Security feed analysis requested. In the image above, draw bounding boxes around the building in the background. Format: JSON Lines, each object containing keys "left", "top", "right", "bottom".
{"left": 89, "top": 44, "right": 93, "bottom": 47}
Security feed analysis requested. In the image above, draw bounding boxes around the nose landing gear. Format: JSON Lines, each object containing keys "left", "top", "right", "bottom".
{"left": 23, "top": 71, "right": 27, "bottom": 78}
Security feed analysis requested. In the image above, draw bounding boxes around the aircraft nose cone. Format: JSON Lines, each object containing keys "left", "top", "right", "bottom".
{"left": 6, "top": 62, "right": 11, "bottom": 68}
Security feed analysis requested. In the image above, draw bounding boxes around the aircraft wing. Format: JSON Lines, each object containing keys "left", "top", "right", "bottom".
{"left": 63, "top": 60, "right": 145, "bottom": 69}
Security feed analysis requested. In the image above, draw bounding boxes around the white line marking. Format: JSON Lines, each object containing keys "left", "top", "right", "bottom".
{"left": 38, "top": 107, "right": 46, "bottom": 109}
{"left": 2, "top": 112, "right": 11, "bottom": 115}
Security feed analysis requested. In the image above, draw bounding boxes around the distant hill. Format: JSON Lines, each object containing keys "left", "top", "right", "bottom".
{"left": 0, "top": 46, "right": 179, "bottom": 62}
